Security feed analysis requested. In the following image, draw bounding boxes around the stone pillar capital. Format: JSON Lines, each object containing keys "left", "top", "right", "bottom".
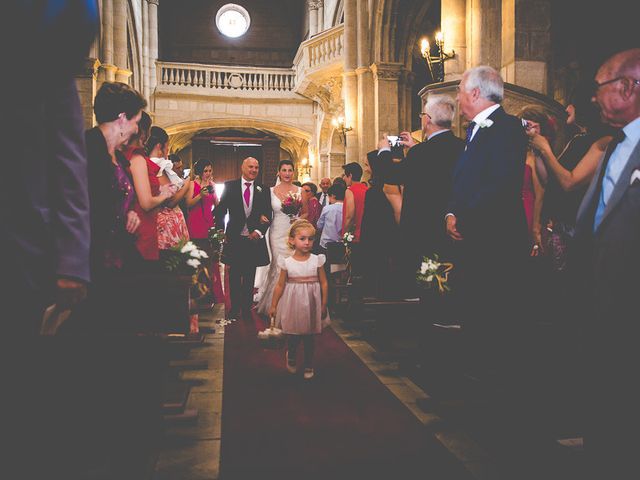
{"left": 115, "top": 68, "right": 133, "bottom": 84}
{"left": 79, "top": 58, "right": 101, "bottom": 78}
{"left": 148, "top": 0, "right": 159, "bottom": 6}
{"left": 370, "top": 62, "right": 403, "bottom": 81}
{"left": 308, "top": 0, "right": 319, "bottom": 10}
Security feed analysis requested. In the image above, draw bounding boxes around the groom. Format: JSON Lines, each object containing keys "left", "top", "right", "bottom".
{"left": 215, "top": 157, "right": 272, "bottom": 320}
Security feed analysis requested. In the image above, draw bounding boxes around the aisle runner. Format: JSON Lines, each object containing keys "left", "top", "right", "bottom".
{"left": 219, "top": 309, "right": 472, "bottom": 479}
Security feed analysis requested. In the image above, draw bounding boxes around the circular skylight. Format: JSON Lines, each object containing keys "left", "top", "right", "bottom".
{"left": 216, "top": 4, "right": 250, "bottom": 38}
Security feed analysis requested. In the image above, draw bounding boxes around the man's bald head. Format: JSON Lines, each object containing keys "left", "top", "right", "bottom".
{"left": 241, "top": 157, "right": 260, "bottom": 181}
{"left": 593, "top": 48, "right": 640, "bottom": 128}
{"left": 319, "top": 177, "right": 331, "bottom": 192}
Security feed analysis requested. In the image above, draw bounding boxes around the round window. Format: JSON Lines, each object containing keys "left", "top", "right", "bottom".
{"left": 216, "top": 4, "right": 250, "bottom": 38}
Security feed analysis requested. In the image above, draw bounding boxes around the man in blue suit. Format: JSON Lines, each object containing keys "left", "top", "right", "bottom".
{"left": 446, "top": 66, "right": 529, "bottom": 377}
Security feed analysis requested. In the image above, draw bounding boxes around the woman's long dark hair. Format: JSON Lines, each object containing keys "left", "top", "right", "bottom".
{"left": 144, "top": 126, "right": 169, "bottom": 156}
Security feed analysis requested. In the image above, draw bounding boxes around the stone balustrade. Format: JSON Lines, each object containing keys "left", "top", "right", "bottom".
{"left": 293, "top": 24, "right": 344, "bottom": 85}
{"left": 156, "top": 61, "right": 298, "bottom": 99}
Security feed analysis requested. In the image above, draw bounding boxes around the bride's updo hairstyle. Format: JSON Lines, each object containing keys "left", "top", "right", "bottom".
{"left": 278, "top": 159, "right": 294, "bottom": 170}
{"left": 286, "top": 219, "right": 316, "bottom": 250}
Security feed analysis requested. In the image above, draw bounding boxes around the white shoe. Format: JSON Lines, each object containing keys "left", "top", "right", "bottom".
{"left": 285, "top": 351, "right": 297, "bottom": 374}
{"left": 303, "top": 368, "right": 314, "bottom": 380}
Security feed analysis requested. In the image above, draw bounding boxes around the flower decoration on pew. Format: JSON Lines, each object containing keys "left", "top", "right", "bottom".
{"left": 208, "top": 227, "right": 226, "bottom": 255}
{"left": 341, "top": 230, "right": 355, "bottom": 282}
{"left": 164, "top": 240, "right": 209, "bottom": 278}
{"left": 416, "top": 254, "right": 453, "bottom": 294}
{"left": 281, "top": 191, "right": 303, "bottom": 223}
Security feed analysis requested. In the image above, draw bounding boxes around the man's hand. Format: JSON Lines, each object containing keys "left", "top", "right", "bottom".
{"left": 378, "top": 134, "right": 394, "bottom": 150}
{"left": 260, "top": 215, "right": 270, "bottom": 225}
{"left": 399, "top": 131, "right": 417, "bottom": 148}
{"left": 125, "top": 210, "right": 141, "bottom": 234}
{"left": 56, "top": 277, "right": 87, "bottom": 310}
{"left": 446, "top": 215, "right": 463, "bottom": 241}
{"left": 248, "top": 231, "right": 262, "bottom": 241}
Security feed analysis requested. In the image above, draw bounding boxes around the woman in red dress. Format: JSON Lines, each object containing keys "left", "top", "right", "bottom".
{"left": 186, "top": 159, "right": 225, "bottom": 303}
{"left": 146, "top": 126, "right": 191, "bottom": 250}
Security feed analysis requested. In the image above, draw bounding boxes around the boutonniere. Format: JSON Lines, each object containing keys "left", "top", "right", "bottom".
{"left": 256, "top": 185, "right": 262, "bottom": 192}
{"left": 630, "top": 169, "right": 640, "bottom": 186}
{"left": 476, "top": 119, "right": 494, "bottom": 129}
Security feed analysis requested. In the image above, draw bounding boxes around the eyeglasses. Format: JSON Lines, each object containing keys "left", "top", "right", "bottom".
{"left": 593, "top": 76, "right": 640, "bottom": 92}
{"left": 418, "top": 112, "right": 431, "bottom": 119}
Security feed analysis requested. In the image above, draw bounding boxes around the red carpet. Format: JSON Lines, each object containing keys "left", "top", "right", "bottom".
{"left": 219, "top": 308, "right": 473, "bottom": 479}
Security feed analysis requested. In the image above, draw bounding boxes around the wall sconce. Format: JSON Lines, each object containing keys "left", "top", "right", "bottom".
{"left": 420, "top": 31, "right": 455, "bottom": 83}
{"left": 300, "top": 157, "right": 312, "bottom": 182}
{"left": 332, "top": 116, "right": 353, "bottom": 145}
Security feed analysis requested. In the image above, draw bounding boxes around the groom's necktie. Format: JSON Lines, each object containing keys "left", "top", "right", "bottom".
{"left": 243, "top": 182, "right": 251, "bottom": 207}
{"left": 465, "top": 121, "right": 476, "bottom": 145}
{"left": 320, "top": 193, "right": 326, "bottom": 206}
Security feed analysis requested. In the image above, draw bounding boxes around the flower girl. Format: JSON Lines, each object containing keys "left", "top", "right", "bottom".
{"left": 269, "top": 220, "right": 330, "bottom": 379}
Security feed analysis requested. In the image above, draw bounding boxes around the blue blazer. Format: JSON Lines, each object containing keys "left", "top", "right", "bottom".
{"left": 448, "top": 106, "right": 529, "bottom": 254}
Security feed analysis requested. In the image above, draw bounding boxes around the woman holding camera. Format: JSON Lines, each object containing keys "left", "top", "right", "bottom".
{"left": 186, "top": 159, "right": 224, "bottom": 303}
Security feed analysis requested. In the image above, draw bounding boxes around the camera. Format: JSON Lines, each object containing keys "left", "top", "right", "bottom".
{"left": 204, "top": 185, "right": 214, "bottom": 193}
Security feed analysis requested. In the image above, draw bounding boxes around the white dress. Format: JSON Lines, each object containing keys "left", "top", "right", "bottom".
{"left": 255, "top": 186, "right": 301, "bottom": 315}
{"left": 275, "top": 254, "right": 330, "bottom": 334}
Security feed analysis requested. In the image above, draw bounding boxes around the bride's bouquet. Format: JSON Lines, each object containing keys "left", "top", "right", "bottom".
{"left": 281, "top": 191, "right": 303, "bottom": 223}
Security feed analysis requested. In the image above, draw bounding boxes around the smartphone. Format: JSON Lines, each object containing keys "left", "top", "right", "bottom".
{"left": 387, "top": 135, "right": 401, "bottom": 147}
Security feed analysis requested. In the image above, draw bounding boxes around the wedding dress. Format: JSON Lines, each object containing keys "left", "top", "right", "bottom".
{"left": 255, "top": 186, "right": 301, "bottom": 316}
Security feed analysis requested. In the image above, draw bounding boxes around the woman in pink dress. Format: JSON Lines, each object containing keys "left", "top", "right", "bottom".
{"left": 186, "top": 159, "right": 224, "bottom": 303}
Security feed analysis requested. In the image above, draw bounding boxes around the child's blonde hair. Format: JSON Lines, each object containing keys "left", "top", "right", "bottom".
{"left": 287, "top": 219, "right": 316, "bottom": 250}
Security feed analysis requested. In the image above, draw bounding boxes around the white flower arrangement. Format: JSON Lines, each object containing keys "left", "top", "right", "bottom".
{"left": 165, "top": 240, "right": 209, "bottom": 274}
{"left": 342, "top": 231, "right": 355, "bottom": 245}
{"left": 416, "top": 254, "right": 454, "bottom": 294}
{"left": 256, "top": 185, "right": 262, "bottom": 192}
{"left": 476, "top": 118, "right": 494, "bottom": 129}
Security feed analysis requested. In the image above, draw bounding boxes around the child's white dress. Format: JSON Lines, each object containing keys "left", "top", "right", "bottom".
{"left": 275, "top": 254, "right": 330, "bottom": 334}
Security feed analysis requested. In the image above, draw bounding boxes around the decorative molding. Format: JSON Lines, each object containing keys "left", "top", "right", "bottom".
{"left": 148, "top": 0, "right": 159, "bottom": 5}
{"left": 370, "top": 62, "right": 403, "bottom": 80}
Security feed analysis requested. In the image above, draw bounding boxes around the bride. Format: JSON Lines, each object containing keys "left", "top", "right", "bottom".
{"left": 255, "top": 160, "right": 301, "bottom": 316}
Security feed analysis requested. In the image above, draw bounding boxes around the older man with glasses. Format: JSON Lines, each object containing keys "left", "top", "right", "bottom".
{"left": 574, "top": 48, "right": 640, "bottom": 478}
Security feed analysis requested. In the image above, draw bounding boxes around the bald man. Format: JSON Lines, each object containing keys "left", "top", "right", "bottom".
{"left": 574, "top": 48, "right": 640, "bottom": 476}
{"left": 316, "top": 177, "right": 332, "bottom": 207}
{"left": 214, "top": 157, "right": 272, "bottom": 320}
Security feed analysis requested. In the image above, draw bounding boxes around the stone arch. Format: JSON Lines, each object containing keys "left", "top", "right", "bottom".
{"left": 371, "top": 0, "right": 436, "bottom": 66}
{"left": 164, "top": 117, "right": 311, "bottom": 182}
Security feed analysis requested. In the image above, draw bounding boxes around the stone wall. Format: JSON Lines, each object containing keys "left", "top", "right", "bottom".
{"left": 159, "top": 0, "right": 304, "bottom": 68}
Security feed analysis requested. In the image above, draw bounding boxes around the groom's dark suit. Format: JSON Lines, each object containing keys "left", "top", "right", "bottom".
{"left": 215, "top": 178, "right": 272, "bottom": 317}
{"left": 447, "top": 106, "right": 529, "bottom": 370}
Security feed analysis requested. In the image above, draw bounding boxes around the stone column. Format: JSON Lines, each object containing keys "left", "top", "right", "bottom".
{"left": 342, "top": 0, "right": 358, "bottom": 163}
{"left": 441, "top": 0, "right": 466, "bottom": 79}
{"left": 143, "top": 0, "right": 150, "bottom": 101}
{"left": 113, "top": 0, "right": 132, "bottom": 83}
{"left": 317, "top": 0, "right": 324, "bottom": 33}
{"left": 76, "top": 58, "right": 101, "bottom": 129}
{"left": 356, "top": 0, "right": 374, "bottom": 157}
{"left": 399, "top": 69, "right": 415, "bottom": 131}
{"left": 371, "top": 63, "right": 403, "bottom": 139}
{"left": 308, "top": 1, "right": 318, "bottom": 37}
{"left": 100, "top": 0, "right": 116, "bottom": 82}
{"left": 149, "top": 0, "right": 159, "bottom": 96}
{"left": 501, "top": 0, "right": 551, "bottom": 94}
{"left": 467, "top": 0, "right": 501, "bottom": 70}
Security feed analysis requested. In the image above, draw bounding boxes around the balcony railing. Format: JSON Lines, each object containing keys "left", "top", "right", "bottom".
{"left": 155, "top": 24, "right": 344, "bottom": 100}
{"left": 293, "top": 24, "right": 344, "bottom": 84}
{"left": 156, "top": 61, "right": 298, "bottom": 98}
